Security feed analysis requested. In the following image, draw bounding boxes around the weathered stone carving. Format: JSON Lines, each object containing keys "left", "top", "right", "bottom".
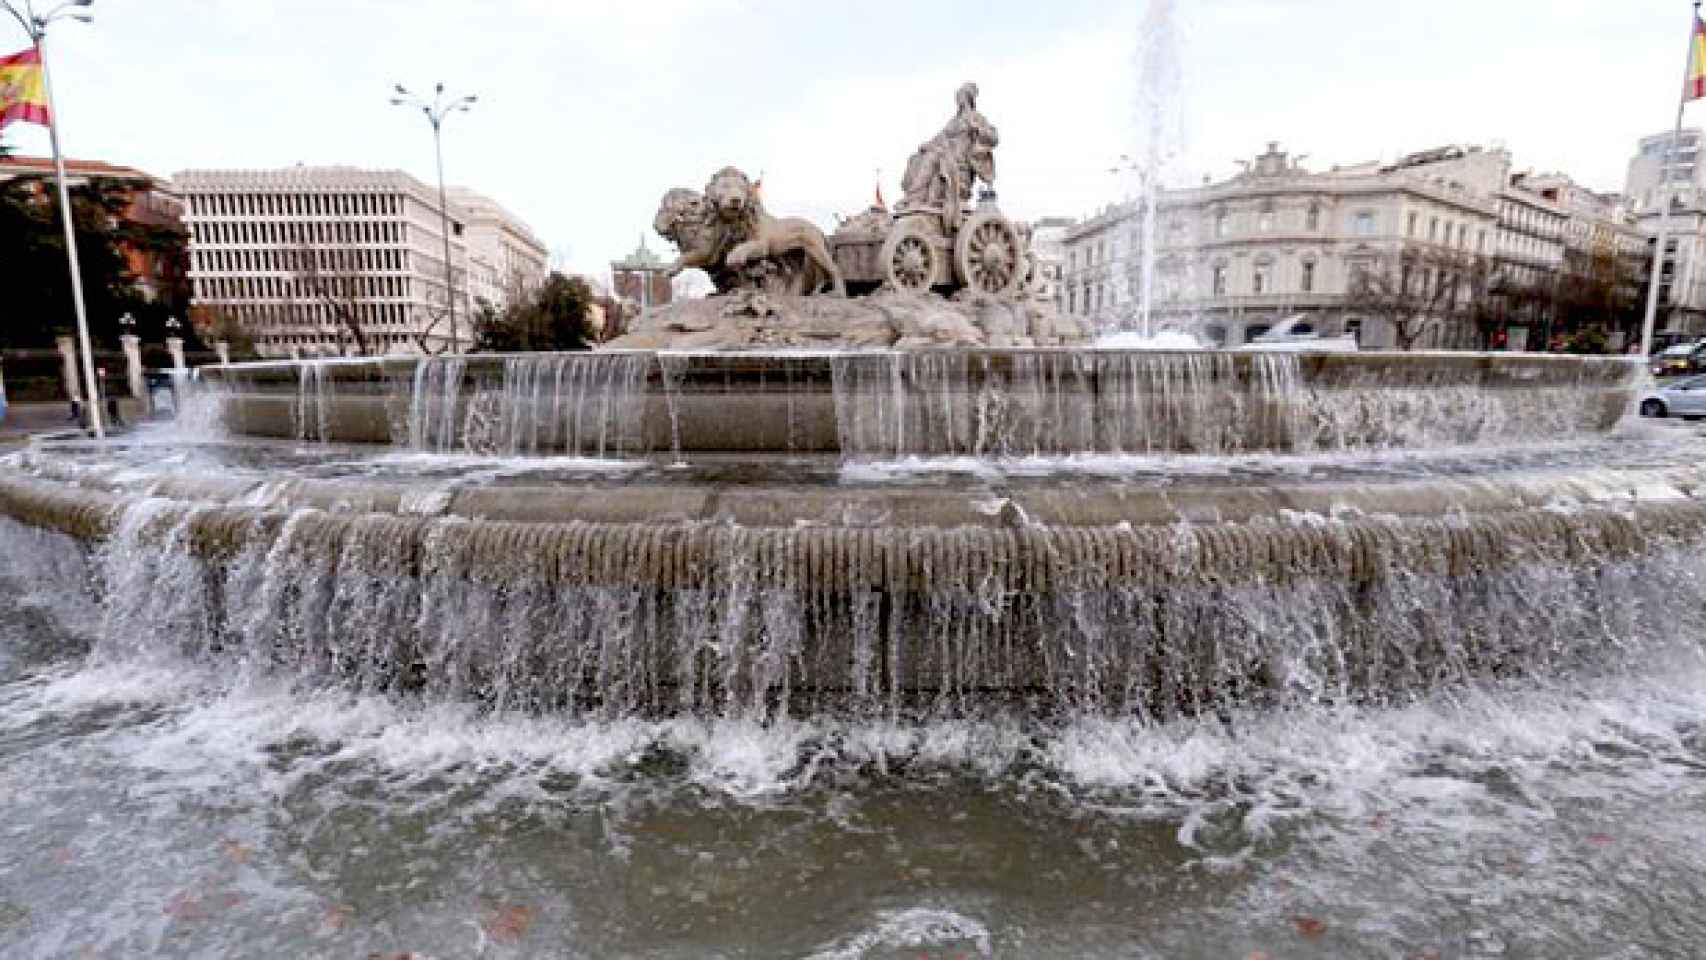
{"left": 626, "top": 82, "right": 1084, "bottom": 349}
{"left": 896, "top": 82, "right": 999, "bottom": 232}
{"left": 653, "top": 167, "right": 845, "bottom": 298}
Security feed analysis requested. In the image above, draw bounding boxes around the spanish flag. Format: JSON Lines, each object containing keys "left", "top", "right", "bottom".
{"left": 0, "top": 47, "right": 50, "bottom": 130}
{"left": 1689, "top": 16, "right": 1706, "bottom": 101}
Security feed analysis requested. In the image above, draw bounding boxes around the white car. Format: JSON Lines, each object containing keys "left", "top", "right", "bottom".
{"left": 1236, "top": 314, "right": 1359, "bottom": 352}
{"left": 1639, "top": 374, "right": 1706, "bottom": 419}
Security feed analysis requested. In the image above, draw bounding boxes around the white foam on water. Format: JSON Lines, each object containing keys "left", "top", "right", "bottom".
{"left": 355, "top": 451, "right": 645, "bottom": 475}
{"left": 1091, "top": 331, "right": 1207, "bottom": 350}
{"left": 802, "top": 907, "right": 993, "bottom": 959}
{"left": 0, "top": 641, "right": 1696, "bottom": 832}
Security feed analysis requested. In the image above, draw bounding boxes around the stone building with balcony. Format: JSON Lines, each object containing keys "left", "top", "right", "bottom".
{"left": 1064, "top": 143, "right": 1499, "bottom": 348}
{"left": 1065, "top": 142, "right": 1652, "bottom": 350}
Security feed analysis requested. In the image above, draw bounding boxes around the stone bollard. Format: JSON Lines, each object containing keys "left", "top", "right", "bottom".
{"left": 214, "top": 340, "right": 232, "bottom": 365}
{"left": 54, "top": 335, "right": 82, "bottom": 402}
{"left": 166, "top": 336, "right": 186, "bottom": 372}
{"left": 120, "top": 333, "right": 146, "bottom": 399}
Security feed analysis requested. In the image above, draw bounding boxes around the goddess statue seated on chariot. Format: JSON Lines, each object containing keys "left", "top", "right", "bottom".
{"left": 652, "top": 82, "right": 1036, "bottom": 304}
{"left": 830, "top": 82, "right": 1033, "bottom": 300}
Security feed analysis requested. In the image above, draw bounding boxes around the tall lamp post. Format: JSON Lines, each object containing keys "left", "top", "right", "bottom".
{"left": 3, "top": 0, "right": 101, "bottom": 436}
{"left": 390, "top": 82, "right": 476, "bottom": 353}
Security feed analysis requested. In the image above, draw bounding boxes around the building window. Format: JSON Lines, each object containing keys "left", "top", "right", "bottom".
{"left": 1307, "top": 205, "right": 1320, "bottom": 231}
{"left": 1212, "top": 264, "right": 1228, "bottom": 296}
{"left": 1429, "top": 217, "right": 1439, "bottom": 242}
{"left": 1407, "top": 212, "right": 1418, "bottom": 237}
{"left": 1301, "top": 261, "right": 1315, "bottom": 293}
{"left": 1353, "top": 211, "right": 1376, "bottom": 236}
{"left": 1253, "top": 264, "right": 1269, "bottom": 294}
{"left": 1214, "top": 211, "right": 1229, "bottom": 237}
{"left": 1457, "top": 223, "right": 1467, "bottom": 248}
{"left": 1259, "top": 206, "right": 1275, "bottom": 232}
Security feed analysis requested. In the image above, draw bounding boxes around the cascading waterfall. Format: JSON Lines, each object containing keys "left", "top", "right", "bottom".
{"left": 6, "top": 471, "right": 1705, "bottom": 720}
{"left": 832, "top": 351, "right": 1308, "bottom": 458}
{"left": 293, "top": 360, "right": 332, "bottom": 442}
{"left": 830, "top": 351, "right": 1631, "bottom": 459}
{"left": 194, "top": 350, "right": 1638, "bottom": 459}
{"left": 404, "top": 352, "right": 652, "bottom": 456}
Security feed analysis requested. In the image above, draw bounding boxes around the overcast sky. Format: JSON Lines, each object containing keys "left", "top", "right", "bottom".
{"left": 1, "top": 0, "right": 1700, "bottom": 279}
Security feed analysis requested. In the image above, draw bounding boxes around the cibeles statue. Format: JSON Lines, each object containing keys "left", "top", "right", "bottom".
{"left": 653, "top": 167, "right": 845, "bottom": 297}
{"left": 614, "top": 83, "right": 1091, "bottom": 350}
{"left": 896, "top": 82, "right": 999, "bottom": 232}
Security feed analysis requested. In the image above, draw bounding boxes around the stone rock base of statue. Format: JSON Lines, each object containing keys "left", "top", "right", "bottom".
{"left": 602, "top": 289, "right": 1090, "bottom": 351}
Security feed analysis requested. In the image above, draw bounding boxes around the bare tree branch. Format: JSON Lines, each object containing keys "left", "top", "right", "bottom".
{"left": 285, "top": 220, "right": 373, "bottom": 356}
{"left": 1346, "top": 244, "right": 1489, "bottom": 350}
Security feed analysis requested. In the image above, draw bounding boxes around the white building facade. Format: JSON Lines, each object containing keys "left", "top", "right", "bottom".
{"left": 446, "top": 186, "right": 549, "bottom": 312}
{"left": 1064, "top": 142, "right": 1649, "bottom": 349}
{"left": 1625, "top": 130, "right": 1706, "bottom": 336}
{"left": 174, "top": 167, "right": 545, "bottom": 357}
{"left": 1063, "top": 143, "right": 1499, "bottom": 348}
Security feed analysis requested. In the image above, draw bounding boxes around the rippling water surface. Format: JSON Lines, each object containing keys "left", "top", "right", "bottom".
{"left": 3, "top": 553, "right": 1705, "bottom": 959}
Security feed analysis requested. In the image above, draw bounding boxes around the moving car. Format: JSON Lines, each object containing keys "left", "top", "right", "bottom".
{"left": 1237, "top": 314, "right": 1359, "bottom": 352}
{"left": 1651, "top": 340, "right": 1706, "bottom": 378}
{"left": 1638, "top": 374, "right": 1706, "bottom": 419}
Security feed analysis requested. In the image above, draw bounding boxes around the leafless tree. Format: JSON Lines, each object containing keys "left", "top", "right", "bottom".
{"left": 1347, "top": 244, "right": 1489, "bottom": 350}
{"left": 285, "top": 223, "right": 372, "bottom": 356}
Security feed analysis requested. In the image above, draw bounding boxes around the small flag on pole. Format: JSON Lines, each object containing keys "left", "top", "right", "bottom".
{"left": 1688, "top": 16, "right": 1706, "bottom": 101}
{"left": 0, "top": 47, "right": 51, "bottom": 130}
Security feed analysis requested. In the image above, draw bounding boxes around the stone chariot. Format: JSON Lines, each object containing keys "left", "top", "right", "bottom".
{"left": 829, "top": 193, "right": 1031, "bottom": 300}
{"left": 829, "top": 82, "right": 1031, "bottom": 300}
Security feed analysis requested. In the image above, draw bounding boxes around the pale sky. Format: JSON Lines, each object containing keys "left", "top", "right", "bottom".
{"left": 2, "top": 0, "right": 1700, "bottom": 281}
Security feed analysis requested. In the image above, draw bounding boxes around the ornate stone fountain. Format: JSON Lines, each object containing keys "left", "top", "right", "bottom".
{"left": 0, "top": 85, "right": 1698, "bottom": 716}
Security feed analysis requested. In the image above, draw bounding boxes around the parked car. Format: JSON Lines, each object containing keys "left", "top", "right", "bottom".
{"left": 1236, "top": 314, "right": 1359, "bottom": 352}
{"left": 1638, "top": 374, "right": 1706, "bottom": 419}
{"left": 1651, "top": 340, "right": 1706, "bottom": 378}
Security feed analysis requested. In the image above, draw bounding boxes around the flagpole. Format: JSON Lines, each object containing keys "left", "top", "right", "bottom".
{"left": 35, "top": 33, "right": 101, "bottom": 437}
{"left": 1641, "top": 0, "right": 1704, "bottom": 361}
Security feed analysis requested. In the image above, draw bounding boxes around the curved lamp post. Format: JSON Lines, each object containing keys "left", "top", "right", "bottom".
{"left": 390, "top": 82, "right": 476, "bottom": 353}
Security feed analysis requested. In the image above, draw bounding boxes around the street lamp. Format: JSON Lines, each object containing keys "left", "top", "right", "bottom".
{"left": 390, "top": 82, "right": 476, "bottom": 353}
{"left": 2, "top": 0, "right": 101, "bottom": 436}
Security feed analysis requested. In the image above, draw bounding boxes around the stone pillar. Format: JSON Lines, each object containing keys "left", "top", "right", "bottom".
{"left": 120, "top": 334, "right": 146, "bottom": 399}
{"left": 55, "top": 335, "right": 82, "bottom": 402}
{"left": 166, "top": 336, "right": 186, "bottom": 372}
{"left": 214, "top": 340, "right": 232, "bottom": 365}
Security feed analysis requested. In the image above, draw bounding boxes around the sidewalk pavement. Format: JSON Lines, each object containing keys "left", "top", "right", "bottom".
{"left": 0, "top": 400, "right": 150, "bottom": 447}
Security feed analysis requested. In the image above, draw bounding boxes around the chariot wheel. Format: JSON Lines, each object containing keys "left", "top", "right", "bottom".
{"left": 954, "top": 210, "right": 1025, "bottom": 299}
{"left": 880, "top": 219, "right": 940, "bottom": 294}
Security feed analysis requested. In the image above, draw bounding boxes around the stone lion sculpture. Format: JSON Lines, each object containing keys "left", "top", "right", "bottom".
{"left": 652, "top": 167, "right": 845, "bottom": 298}
{"left": 653, "top": 187, "right": 744, "bottom": 294}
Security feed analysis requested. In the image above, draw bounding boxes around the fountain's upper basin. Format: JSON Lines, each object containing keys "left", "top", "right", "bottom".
{"left": 197, "top": 349, "right": 1642, "bottom": 458}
